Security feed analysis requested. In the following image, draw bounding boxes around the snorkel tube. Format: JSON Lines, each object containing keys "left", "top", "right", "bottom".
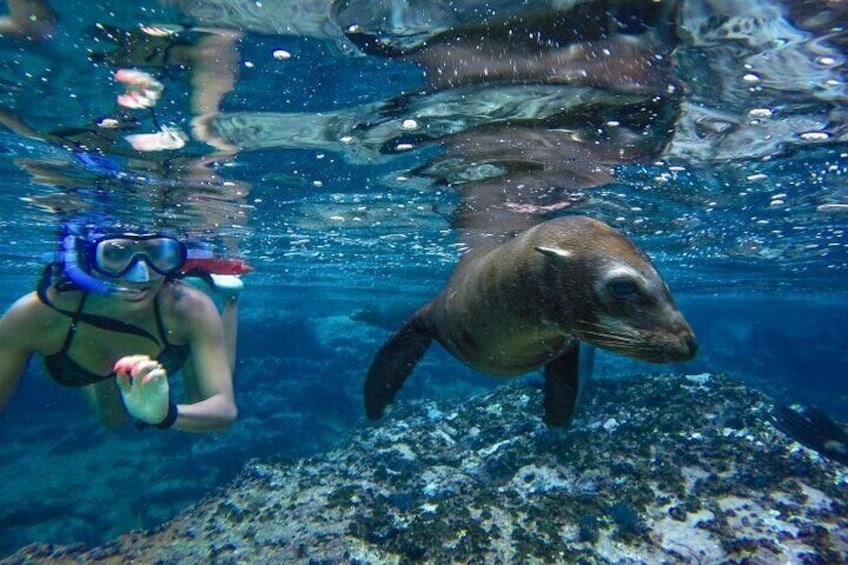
{"left": 61, "top": 233, "right": 117, "bottom": 294}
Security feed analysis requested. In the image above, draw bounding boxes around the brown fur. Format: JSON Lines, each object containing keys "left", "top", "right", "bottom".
{"left": 364, "top": 216, "right": 696, "bottom": 422}
{"left": 424, "top": 215, "right": 695, "bottom": 373}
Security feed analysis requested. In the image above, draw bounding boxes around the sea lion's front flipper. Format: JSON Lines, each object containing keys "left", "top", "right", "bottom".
{"left": 543, "top": 340, "right": 581, "bottom": 428}
{"left": 364, "top": 310, "right": 434, "bottom": 420}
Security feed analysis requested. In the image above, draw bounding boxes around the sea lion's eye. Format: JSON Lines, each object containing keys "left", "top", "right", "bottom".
{"left": 608, "top": 278, "right": 640, "bottom": 299}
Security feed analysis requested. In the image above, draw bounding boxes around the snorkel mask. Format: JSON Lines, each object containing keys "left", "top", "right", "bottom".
{"left": 59, "top": 219, "right": 213, "bottom": 295}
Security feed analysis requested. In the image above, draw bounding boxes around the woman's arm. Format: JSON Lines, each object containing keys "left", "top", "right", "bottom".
{"left": 0, "top": 293, "right": 42, "bottom": 409}
{"left": 174, "top": 290, "right": 238, "bottom": 432}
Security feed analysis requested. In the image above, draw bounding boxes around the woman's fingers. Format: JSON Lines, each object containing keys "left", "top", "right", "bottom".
{"left": 113, "top": 354, "right": 152, "bottom": 376}
{"left": 115, "top": 371, "right": 132, "bottom": 394}
{"left": 130, "top": 359, "right": 156, "bottom": 379}
{"left": 140, "top": 365, "right": 167, "bottom": 386}
{"left": 113, "top": 354, "right": 170, "bottom": 425}
{"left": 113, "top": 355, "right": 167, "bottom": 385}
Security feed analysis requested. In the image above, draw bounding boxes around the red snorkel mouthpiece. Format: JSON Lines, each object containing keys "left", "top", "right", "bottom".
{"left": 180, "top": 257, "right": 254, "bottom": 276}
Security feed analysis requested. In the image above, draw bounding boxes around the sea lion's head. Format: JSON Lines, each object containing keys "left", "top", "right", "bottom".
{"left": 534, "top": 216, "right": 696, "bottom": 363}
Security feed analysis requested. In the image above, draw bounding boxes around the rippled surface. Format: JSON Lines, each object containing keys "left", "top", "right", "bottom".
{"left": 0, "top": 0, "right": 844, "bottom": 296}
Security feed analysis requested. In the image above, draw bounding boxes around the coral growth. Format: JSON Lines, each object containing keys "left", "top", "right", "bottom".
{"left": 4, "top": 373, "right": 847, "bottom": 563}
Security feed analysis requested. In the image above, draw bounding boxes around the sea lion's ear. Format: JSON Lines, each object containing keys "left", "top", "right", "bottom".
{"left": 536, "top": 246, "right": 573, "bottom": 264}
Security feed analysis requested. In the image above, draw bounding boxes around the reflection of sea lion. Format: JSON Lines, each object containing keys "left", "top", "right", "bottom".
{"left": 344, "top": 5, "right": 681, "bottom": 244}
{"left": 419, "top": 120, "right": 676, "bottom": 245}
{"left": 364, "top": 216, "right": 696, "bottom": 426}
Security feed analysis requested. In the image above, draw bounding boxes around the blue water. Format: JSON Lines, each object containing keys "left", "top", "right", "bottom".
{"left": 0, "top": 0, "right": 847, "bottom": 556}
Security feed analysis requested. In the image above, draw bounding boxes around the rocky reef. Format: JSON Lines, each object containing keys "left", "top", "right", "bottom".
{"left": 5, "top": 373, "right": 847, "bottom": 564}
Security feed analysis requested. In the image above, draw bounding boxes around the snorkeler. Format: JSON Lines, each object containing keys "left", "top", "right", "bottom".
{"left": 0, "top": 217, "right": 247, "bottom": 432}
{"left": 772, "top": 404, "right": 848, "bottom": 466}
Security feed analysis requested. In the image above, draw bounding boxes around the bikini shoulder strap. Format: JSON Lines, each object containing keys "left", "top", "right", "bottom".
{"left": 153, "top": 293, "right": 172, "bottom": 346}
{"left": 36, "top": 264, "right": 162, "bottom": 346}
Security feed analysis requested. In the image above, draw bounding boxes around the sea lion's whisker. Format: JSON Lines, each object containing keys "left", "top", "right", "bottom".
{"left": 580, "top": 336, "right": 639, "bottom": 351}
{"left": 578, "top": 327, "right": 632, "bottom": 338}
{"left": 579, "top": 334, "right": 635, "bottom": 347}
{"left": 577, "top": 320, "right": 610, "bottom": 329}
{"left": 577, "top": 328, "right": 638, "bottom": 344}
{"left": 577, "top": 321, "right": 639, "bottom": 336}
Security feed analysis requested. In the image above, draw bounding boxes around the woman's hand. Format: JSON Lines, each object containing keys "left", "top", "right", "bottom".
{"left": 114, "top": 355, "right": 170, "bottom": 425}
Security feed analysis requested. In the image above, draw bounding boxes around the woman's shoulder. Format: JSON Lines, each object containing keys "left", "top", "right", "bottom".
{"left": 0, "top": 290, "right": 72, "bottom": 346}
{"left": 6, "top": 289, "right": 66, "bottom": 320}
{"left": 159, "top": 280, "right": 222, "bottom": 341}
{"left": 162, "top": 279, "right": 219, "bottom": 318}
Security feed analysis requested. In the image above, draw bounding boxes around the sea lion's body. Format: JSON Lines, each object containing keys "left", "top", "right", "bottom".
{"left": 364, "top": 216, "right": 696, "bottom": 426}
{"left": 426, "top": 233, "right": 573, "bottom": 375}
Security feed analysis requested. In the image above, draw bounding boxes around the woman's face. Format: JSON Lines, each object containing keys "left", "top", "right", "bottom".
{"left": 104, "top": 261, "right": 168, "bottom": 306}
{"left": 81, "top": 232, "right": 186, "bottom": 307}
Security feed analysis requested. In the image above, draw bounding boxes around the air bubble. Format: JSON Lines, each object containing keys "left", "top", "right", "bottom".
{"left": 747, "top": 108, "right": 773, "bottom": 118}
{"left": 799, "top": 131, "right": 831, "bottom": 141}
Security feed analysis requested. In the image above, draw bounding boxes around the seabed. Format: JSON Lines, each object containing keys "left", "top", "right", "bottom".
{"left": 4, "top": 373, "right": 847, "bottom": 564}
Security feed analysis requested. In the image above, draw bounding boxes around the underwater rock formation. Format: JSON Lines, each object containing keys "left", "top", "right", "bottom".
{"left": 4, "top": 373, "right": 847, "bottom": 563}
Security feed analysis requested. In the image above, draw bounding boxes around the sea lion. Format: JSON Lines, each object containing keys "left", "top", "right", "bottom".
{"left": 364, "top": 215, "right": 696, "bottom": 426}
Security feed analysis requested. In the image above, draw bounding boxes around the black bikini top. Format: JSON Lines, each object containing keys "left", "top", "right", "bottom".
{"left": 36, "top": 271, "right": 190, "bottom": 387}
